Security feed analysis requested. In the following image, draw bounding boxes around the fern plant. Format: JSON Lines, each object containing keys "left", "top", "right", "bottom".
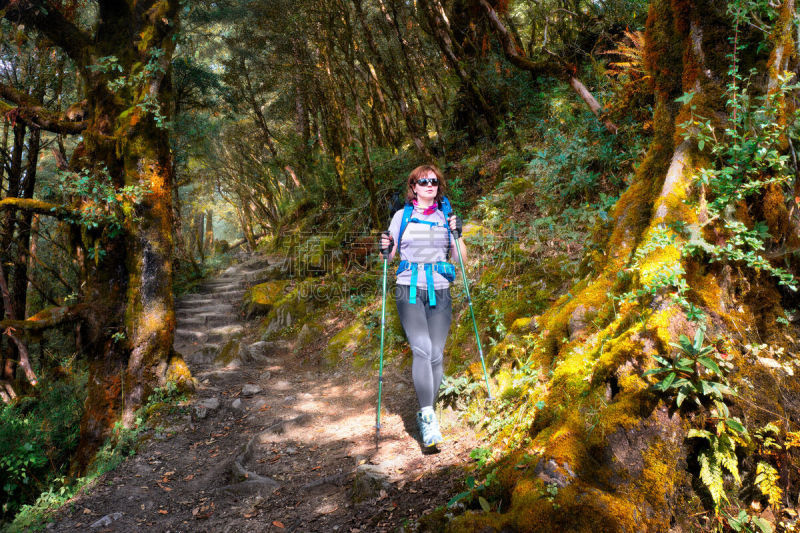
{"left": 688, "top": 423, "right": 741, "bottom": 509}
{"left": 750, "top": 423, "right": 784, "bottom": 509}
{"left": 754, "top": 461, "right": 782, "bottom": 508}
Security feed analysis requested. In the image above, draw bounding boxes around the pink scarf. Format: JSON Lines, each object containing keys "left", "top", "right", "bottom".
{"left": 412, "top": 199, "right": 437, "bottom": 215}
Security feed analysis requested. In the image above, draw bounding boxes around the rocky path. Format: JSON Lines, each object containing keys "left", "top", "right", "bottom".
{"left": 48, "top": 253, "right": 482, "bottom": 532}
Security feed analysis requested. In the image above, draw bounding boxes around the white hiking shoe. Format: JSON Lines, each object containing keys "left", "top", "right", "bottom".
{"left": 416, "top": 407, "right": 443, "bottom": 447}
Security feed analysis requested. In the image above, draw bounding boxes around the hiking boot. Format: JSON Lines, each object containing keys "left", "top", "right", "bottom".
{"left": 417, "top": 407, "right": 443, "bottom": 447}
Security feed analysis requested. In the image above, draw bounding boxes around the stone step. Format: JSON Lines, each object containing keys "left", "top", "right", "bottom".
{"left": 196, "top": 284, "right": 249, "bottom": 295}
{"left": 178, "top": 294, "right": 217, "bottom": 303}
{"left": 214, "top": 289, "right": 247, "bottom": 299}
{"left": 177, "top": 303, "right": 233, "bottom": 312}
{"left": 178, "top": 313, "right": 237, "bottom": 329}
{"left": 175, "top": 329, "right": 206, "bottom": 342}
{"left": 205, "top": 325, "right": 244, "bottom": 344}
{"left": 211, "top": 279, "right": 249, "bottom": 288}
{"left": 176, "top": 304, "right": 230, "bottom": 315}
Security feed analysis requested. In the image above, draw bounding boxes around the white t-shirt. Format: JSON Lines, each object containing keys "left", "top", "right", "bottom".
{"left": 388, "top": 205, "right": 456, "bottom": 290}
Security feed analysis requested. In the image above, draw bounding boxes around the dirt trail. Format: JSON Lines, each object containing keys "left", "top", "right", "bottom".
{"left": 48, "top": 253, "right": 482, "bottom": 532}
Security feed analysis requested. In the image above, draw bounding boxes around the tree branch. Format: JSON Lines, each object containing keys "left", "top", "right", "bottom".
{"left": 0, "top": 0, "right": 93, "bottom": 65}
{"left": 0, "top": 303, "right": 90, "bottom": 333}
{"left": 0, "top": 83, "right": 88, "bottom": 134}
{"left": 478, "top": 0, "right": 618, "bottom": 134}
{"left": 0, "top": 197, "right": 76, "bottom": 219}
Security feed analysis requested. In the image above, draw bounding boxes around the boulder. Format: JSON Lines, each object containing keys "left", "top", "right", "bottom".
{"left": 242, "top": 280, "right": 290, "bottom": 319}
{"left": 350, "top": 464, "right": 392, "bottom": 503}
{"left": 297, "top": 323, "right": 324, "bottom": 348}
{"left": 323, "top": 322, "right": 368, "bottom": 365}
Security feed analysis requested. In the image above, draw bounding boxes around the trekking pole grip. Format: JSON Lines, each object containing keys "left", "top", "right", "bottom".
{"left": 380, "top": 231, "right": 392, "bottom": 260}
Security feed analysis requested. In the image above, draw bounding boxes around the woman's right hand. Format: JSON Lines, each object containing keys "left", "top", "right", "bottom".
{"left": 380, "top": 231, "right": 393, "bottom": 255}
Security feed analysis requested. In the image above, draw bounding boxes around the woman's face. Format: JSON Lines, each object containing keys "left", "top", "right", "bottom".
{"left": 413, "top": 170, "right": 439, "bottom": 203}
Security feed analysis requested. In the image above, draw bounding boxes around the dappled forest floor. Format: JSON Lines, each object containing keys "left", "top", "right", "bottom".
{"left": 44, "top": 253, "right": 483, "bottom": 532}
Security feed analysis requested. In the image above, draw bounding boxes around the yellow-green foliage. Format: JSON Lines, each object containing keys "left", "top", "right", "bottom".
{"left": 755, "top": 461, "right": 782, "bottom": 508}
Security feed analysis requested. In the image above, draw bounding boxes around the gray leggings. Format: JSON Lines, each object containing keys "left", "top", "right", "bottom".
{"left": 395, "top": 285, "right": 452, "bottom": 409}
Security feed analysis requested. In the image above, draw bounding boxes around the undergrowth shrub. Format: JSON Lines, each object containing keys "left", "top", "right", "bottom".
{"left": 525, "top": 82, "right": 647, "bottom": 208}
{"left": 0, "top": 367, "right": 86, "bottom": 521}
{"left": 3, "top": 380, "right": 187, "bottom": 532}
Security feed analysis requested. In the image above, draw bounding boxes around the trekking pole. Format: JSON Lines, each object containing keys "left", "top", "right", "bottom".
{"left": 452, "top": 224, "right": 494, "bottom": 401}
{"left": 375, "top": 232, "right": 391, "bottom": 441}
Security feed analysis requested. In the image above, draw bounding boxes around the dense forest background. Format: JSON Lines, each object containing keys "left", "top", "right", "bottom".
{"left": 1, "top": 0, "right": 800, "bottom": 531}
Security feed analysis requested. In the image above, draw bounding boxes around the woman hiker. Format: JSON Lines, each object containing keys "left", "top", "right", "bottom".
{"left": 380, "top": 164, "right": 465, "bottom": 447}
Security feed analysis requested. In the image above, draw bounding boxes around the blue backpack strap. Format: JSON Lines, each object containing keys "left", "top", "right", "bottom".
{"left": 423, "top": 263, "right": 436, "bottom": 306}
{"left": 440, "top": 196, "right": 453, "bottom": 258}
{"left": 396, "top": 203, "right": 414, "bottom": 254}
{"left": 435, "top": 261, "right": 456, "bottom": 282}
{"left": 409, "top": 263, "right": 418, "bottom": 304}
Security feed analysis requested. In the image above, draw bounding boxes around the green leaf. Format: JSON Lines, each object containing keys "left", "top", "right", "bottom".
{"left": 658, "top": 372, "right": 677, "bottom": 391}
{"left": 697, "top": 356, "right": 722, "bottom": 376}
{"left": 676, "top": 91, "right": 696, "bottom": 104}
{"left": 687, "top": 428, "right": 712, "bottom": 440}
{"left": 676, "top": 389, "right": 687, "bottom": 407}
{"left": 752, "top": 516, "right": 774, "bottom": 533}
{"left": 693, "top": 328, "right": 705, "bottom": 352}
{"left": 447, "top": 491, "right": 472, "bottom": 507}
{"left": 478, "top": 496, "right": 491, "bottom": 512}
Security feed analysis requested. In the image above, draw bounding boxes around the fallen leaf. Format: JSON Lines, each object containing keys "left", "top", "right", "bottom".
{"left": 164, "top": 471, "right": 175, "bottom": 476}
{"left": 157, "top": 482, "right": 172, "bottom": 492}
{"left": 158, "top": 510, "right": 168, "bottom": 515}
{"left": 183, "top": 474, "right": 194, "bottom": 481}
{"left": 244, "top": 511, "right": 258, "bottom": 518}
{"left": 273, "top": 520, "right": 285, "bottom": 528}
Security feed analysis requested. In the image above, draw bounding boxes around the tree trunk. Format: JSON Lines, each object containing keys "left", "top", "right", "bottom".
{"left": 12, "top": 128, "right": 41, "bottom": 324}
{"left": 25, "top": 214, "right": 39, "bottom": 318}
{"left": 448, "top": 0, "right": 800, "bottom": 529}
{"left": 417, "top": 0, "right": 497, "bottom": 137}
{"left": 204, "top": 210, "right": 214, "bottom": 256}
{"left": 194, "top": 211, "right": 205, "bottom": 263}
{"left": 0, "top": 1, "right": 188, "bottom": 469}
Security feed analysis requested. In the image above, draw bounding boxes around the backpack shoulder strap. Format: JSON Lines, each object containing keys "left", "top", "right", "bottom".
{"left": 439, "top": 197, "right": 453, "bottom": 258}
{"left": 396, "top": 202, "right": 414, "bottom": 252}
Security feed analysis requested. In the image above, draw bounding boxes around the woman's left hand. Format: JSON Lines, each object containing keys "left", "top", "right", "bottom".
{"left": 448, "top": 215, "right": 463, "bottom": 239}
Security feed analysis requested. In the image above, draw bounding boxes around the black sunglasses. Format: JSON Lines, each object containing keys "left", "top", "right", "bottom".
{"left": 416, "top": 178, "right": 439, "bottom": 187}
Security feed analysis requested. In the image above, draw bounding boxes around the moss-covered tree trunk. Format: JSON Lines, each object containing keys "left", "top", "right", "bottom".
{"left": 1, "top": 1, "right": 188, "bottom": 469}
{"left": 76, "top": 2, "right": 185, "bottom": 469}
{"left": 449, "top": 0, "right": 800, "bottom": 531}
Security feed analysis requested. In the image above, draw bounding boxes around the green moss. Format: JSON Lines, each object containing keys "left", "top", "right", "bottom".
{"left": 242, "top": 279, "right": 290, "bottom": 317}
{"left": 214, "top": 338, "right": 240, "bottom": 366}
{"left": 323, "top": 322, "right": 369, "bottom": 367}
{"left": 260, "top": 279, "right": 318, "bottom": 338}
